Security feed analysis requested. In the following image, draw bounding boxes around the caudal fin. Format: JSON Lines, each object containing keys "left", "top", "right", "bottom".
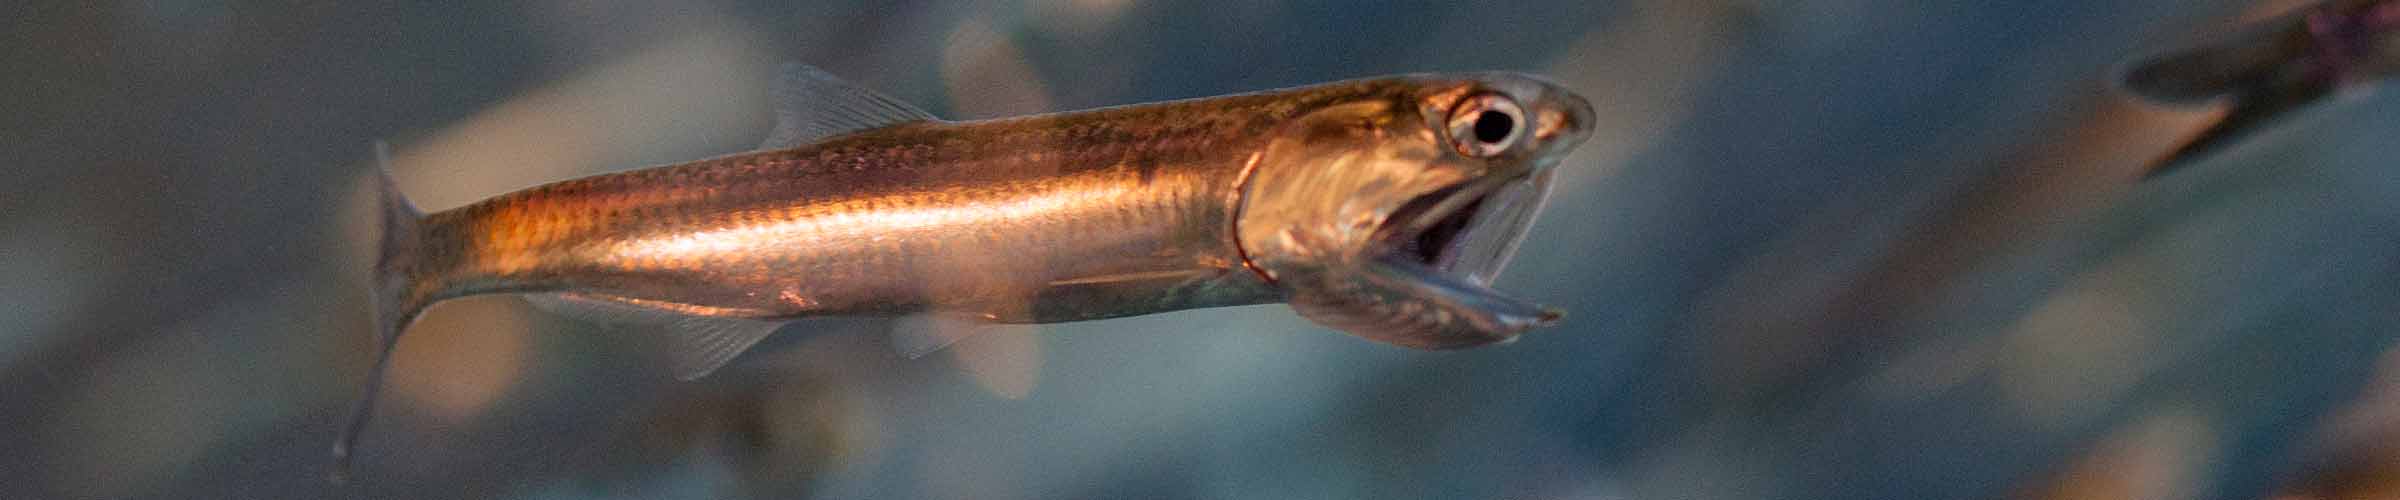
{"left": 331, "top": 142, "right": 432, "bottom": 482}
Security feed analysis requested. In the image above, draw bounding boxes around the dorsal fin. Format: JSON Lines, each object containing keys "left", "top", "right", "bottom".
{"left": 525, "top": 293, "right": 789, "bottom": 380}
{"left": 757, "top": 63, "right": 940, "bottom": 150}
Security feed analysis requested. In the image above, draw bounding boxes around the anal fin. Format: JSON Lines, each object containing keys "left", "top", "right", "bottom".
{"left": 525, "top": 293, "right": 790, "bottom": 380}
{"left": 660, "top": 314, "right": 788, "bottom": 381}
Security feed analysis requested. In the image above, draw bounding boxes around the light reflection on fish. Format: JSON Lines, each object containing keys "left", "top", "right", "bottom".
{"left": 334, "top": 64, "right": 1595, "bottom": 478}
{"left": 2121, "top": 0, "right": 2400, "bottom": 177}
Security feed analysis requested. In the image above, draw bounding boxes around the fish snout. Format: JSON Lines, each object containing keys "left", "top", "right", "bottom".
{"left": 1533, "top": 91, "right": 1596, "bottom": 155}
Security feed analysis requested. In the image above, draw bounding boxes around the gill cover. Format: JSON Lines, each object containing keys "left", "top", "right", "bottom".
{"left": 1237, "top": 91, "right": 1561, "bottom": 349}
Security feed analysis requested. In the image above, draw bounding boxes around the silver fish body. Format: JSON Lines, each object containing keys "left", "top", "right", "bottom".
{"left": 413, "top": 98, "right": 1293, "bottom": 324}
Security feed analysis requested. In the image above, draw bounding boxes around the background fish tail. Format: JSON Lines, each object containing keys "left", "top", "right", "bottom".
{"left": 331, "top": 142, "right": 434, "bottom": 482}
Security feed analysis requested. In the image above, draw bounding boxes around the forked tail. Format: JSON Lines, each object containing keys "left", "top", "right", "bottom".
{"left": 332, "top": 142, "right": 432, "bottom": 482}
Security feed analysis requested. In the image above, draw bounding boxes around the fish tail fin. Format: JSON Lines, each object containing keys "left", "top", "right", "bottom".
{"left": 2118, "top": 11, "right": 2316, "bottom": 105}
{"left": 332, "top": 141, "right": 431, "bottom": 483}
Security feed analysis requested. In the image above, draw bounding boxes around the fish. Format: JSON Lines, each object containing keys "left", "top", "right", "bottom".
{"left": 332, "top": 64, "right": 1595, "bottom": 479}
{"left": 2119, "top": 0, "right": 2400, "bottom": 177}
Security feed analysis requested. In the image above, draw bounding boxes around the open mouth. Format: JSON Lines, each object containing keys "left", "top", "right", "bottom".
{"left": 1371, "top": 173, "right": 1550, "bottom": 285}
{"left": 1383, "top": 184, "right": 1485, "bottom": 270}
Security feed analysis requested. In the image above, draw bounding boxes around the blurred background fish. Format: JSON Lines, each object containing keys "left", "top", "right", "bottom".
{"left": 7, "top": 1, "right": 2400, "bottom": 499}
{"left": 2122, "top": 0, "right": 2400, "bottom": 177}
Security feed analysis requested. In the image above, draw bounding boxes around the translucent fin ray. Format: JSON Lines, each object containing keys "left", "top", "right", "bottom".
{"left": 890, "top": 313, "right": 995, "bottom": 359}
{"left": 757, "top": 63, "right": 939, "bottom": 149}
{"left": 663, "top": 315, "right": 788, "bottom": 380}
{"left": 526, "top": 293, "right": 788, "bottom": 380}
{"left": 333, "top": 140, "right": 430, "bottom": 483}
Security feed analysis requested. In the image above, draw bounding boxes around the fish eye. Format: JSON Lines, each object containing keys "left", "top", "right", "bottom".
{"left": 1446, "top": 93, "right": 1524, "bottom": 157}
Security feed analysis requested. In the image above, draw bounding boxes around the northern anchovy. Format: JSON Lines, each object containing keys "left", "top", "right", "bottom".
{"left": 335, "top": 64, "right": 1595, "bottom": 479}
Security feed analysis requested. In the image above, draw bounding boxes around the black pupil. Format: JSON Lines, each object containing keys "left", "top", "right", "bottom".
{"left": 1472, "top": 110, "right": 1514, "bottom": 144}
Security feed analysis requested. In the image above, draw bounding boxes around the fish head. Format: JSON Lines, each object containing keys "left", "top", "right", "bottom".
{"left": 1236, "top": 73, "right": 1593, "bottom": 349}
